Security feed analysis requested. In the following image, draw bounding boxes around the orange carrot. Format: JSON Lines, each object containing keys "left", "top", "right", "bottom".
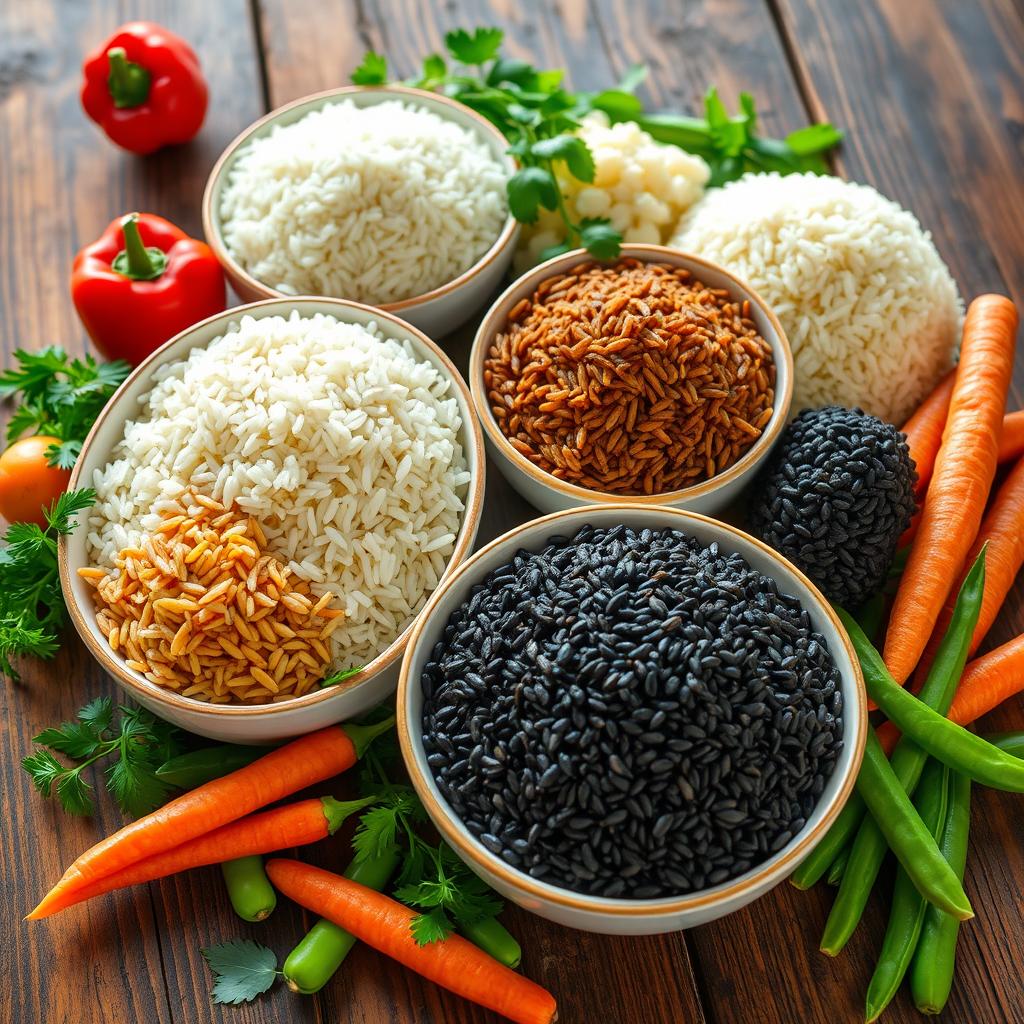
{"left": 902, "top": 368, "right": 956, "bottom": 496}
{"left": 912, "top": 457, "right": 1024, "bottom": 685}
{"left": 27, "top": 795, "right": 371, "bottom": 919}
{"left": 266, "top": 859, "right": 557, "bottom": 1024}
{"left": 31, "top": 719, "right": 390, "bottom": 919}
{"left": 883, "top": 295, "right": 1018, "bottom": 684}
{"left": 879, "top": 632, "right": 1024, "bottom": 753}
{"left": 999, "top": 410, "right": 1024, "bottom": 464}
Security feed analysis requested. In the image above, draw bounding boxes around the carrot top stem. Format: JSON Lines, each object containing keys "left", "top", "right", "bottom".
{"left": 342, "top": 717, "right": 395, "bottom": 759}
{"left": 322, "top": 795, "right": 377, "bottom": 834}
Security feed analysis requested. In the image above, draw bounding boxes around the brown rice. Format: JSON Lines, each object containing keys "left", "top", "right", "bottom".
{"left": 484, "top": 259, "right": 775, "bottom": 495}
{"left": 78, "top": 494, "right": 347, "bottom": 705}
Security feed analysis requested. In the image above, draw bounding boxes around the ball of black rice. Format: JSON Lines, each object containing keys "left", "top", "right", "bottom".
{"left": 749, "top": 406, "right": 917, "bottom": 608}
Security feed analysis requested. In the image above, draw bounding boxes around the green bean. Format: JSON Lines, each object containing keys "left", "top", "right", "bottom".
{"left": 633, "top": 114, "right": 715, "bottom": 155}
{"left": 864, "top": 759, "right": 950, "bottom": 1022}
{"left": 283, "top": 847, "right": 401, "bottom": 994}
{"left": 221, "top": 855, "right": 276, "bottom": 922}
{"left": 155, "top": 744, "right": 266, "bottom": 789}
{"left": 910, "top": 769, "right": 972, "bottom": 1014}
{"left": 821, "top": 552, "right": 985, "bottom": 952}
{"left": 791, "top": 792, "right": 864, "bottom": 890}
{"left": 826, "top": 843, "right": 850, "bottom": 887}
{"left": 839, "top": 611, "right": 1024, "bottom": 793}
{"left": 458, "top": 916, "right": 522, "bottom": 968}
{"left": 987, "top": 731, "right": 1024, "bottom": 759}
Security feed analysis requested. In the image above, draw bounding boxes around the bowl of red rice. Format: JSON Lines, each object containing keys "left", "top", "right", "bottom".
{"left": 469, "top": 245, "right": 793, "bottom": 515}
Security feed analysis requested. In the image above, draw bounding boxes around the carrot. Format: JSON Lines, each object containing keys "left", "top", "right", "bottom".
{"left": 883, "top": 295, "right": 1018, "bottom": 684}
{"left": 947, "top": 633, "right": 1024, "bottom": 728}
{"left": 999, "top": 410, "right": 1024, "bottom": 464}
{"left": 26, "top": 795, "right": 372, "bottom": 919}
{"left": 30, "top": 719, "right": 391, "bottom": 919}
{"left": 265, "top": 859, "right": 557, "bottom": 1024}
{"left": 912, "top": 457, "right": 1024, "bottom": 684}
{"left": 902, "top": 368, "right": 956, "bottom": 496}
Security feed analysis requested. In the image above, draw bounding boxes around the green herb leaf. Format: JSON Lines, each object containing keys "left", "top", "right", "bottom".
{"left": 202, "top": 939, "right": 278, "bottom": 1005}
{"left": 507, "top": 166, "right": 560, "bottom": 223}
{"left": 408, "top": 906, "right": 454, "bottom": 945}
{"left": 531, "top": 134, "right": 595, "bottom": 183}
{"left": 418, "top": 53, "right": 447, "bottom": 85}
{"left": 22, "top": 750, "right": 66, "bottom": 798}
{"left": 589, "top": 89, "right": 644, "bottom": 122}
{"left": 321, "top": 665, "right": 363, "bottom": 687}
{"left": 78, "top": 696, "right": 114, "bottom": 734}
{"left": 352, "top": 803, "right": 404, "bottom": 862}
{"left": 785, "top": 123, "right": 844, "bottom": 156}
{"left": 46, "top": 439, "right": 81, "bottom": 470}
{"left": 538, "top": 240, "right": 574, "bottom": 263}
{"left": 351, "top": 51, "right": 387, "bottom": 85}
{"left": 55, "top": 769, "right": 95, "bottom": 816}
{"left": 32, "top": 721, "right": 102, "bottom": 760}
{"left": 445, "top": 27, "right": 504, "bottom": 66}
{"left": 579, "top": 218, "right": 621, "bottom": 260}
{"left": 486, "top": 57, "right": 536, "bottom": 88}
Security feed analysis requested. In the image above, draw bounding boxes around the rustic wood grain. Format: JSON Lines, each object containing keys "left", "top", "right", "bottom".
{"left": 0, "top": 2, "right": 264, "bottom": 1022}
{"left": 2, "top": 0, "right": 1023, "bottom": 1022}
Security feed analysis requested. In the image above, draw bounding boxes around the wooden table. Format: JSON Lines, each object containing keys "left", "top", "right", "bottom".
{"left": 2, "top": 1, "right": 1023, "bottom": 1021}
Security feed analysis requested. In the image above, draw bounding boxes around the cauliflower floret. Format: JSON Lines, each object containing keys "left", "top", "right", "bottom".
{"left": 516, "top": 111, "right": 710, "bottom": 271}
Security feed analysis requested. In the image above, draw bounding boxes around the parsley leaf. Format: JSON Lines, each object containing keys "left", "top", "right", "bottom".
{"left": 531, "top": 134, "right": 595, "bottom": 183}
{"left": 786, "top": 122, "right": 845, "bottom": 156}
{"left": 507, "top": 166, "right": 560, "bottom": 223}
{"left": 202, "top": 939, "right": 279, "bottom": 1005}
{"left": 445, "top": 27, "right": 504, "bottom": 65}
{"left": 22, "top": 699, "right": 184, "bottom": 817}
{"left": 351, "top": 51, "right": 387, "bottom": 85}
{"left": 0, "top": 487, "right": 94, "bottom": 680}
{"left": 408, "top": 906, "right": 453, "bottom": 945}
{"left": 0, "top": 347, "right": 129, "bottom": 462}
{"left": 579, "top": 218, "right": 621, "bottom": 260}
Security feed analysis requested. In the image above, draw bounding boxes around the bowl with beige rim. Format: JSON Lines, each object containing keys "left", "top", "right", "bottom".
{"left": 398, "top": 504, "right": 866, "bottom": 934}
{"left": 59, "top": 297, "right": 485, "bottom": 744}
{"left": 469, "top": 244, "right": 794, "bottom": 515}
{"left": 202, "top": 85, "right": 519, "bottom": 339}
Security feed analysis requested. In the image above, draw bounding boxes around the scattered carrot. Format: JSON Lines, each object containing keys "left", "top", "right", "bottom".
{"left": 265, "top": 859, "right": 558, "bottom": 1024}
{"left": 999, "top": 410, "right": 1024, "bottom": 464}
{"left": 883, "top": 295, "right": 1018, "bottom": 685}
{"left": 901, "top": 368, "right": 956, "bottom": 497}
{"left": 29, "top": 720, "right": 390, "bottom": 919}
{"left": 878, "top": 633, "right": 1024, "bottom": 754}
{"left": 913, "top": 457, "right": 1024, "bottom": 685}
{"left": 26, "top": 795, "right": 371, "bottom": 918}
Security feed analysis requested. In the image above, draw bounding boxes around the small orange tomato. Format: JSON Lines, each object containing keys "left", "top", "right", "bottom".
{"left": 0, "top": 436, "right": 72, "bottom": 527}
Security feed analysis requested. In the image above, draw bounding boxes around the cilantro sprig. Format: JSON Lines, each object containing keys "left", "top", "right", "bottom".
{"left": 22, "top": 696, "right": 183, "bottom": 816}
{"left": 0, "top": 347, "right": 130, "bottom": 469}
{"left": 202, "top": 939, "right": 279, "bottom": 1004}
{"left": 352, "top": 27, "right": 842, "bottom": 260}
{"left": 354, "top": 738, "right": 503, "bottom": 945}
{"left": 0, "top": 488, "right": 94, "bottom": 680}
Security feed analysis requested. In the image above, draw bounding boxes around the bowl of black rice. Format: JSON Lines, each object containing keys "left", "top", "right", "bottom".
{"left": 397, "top": 505, "right": 867, "bottom": 934}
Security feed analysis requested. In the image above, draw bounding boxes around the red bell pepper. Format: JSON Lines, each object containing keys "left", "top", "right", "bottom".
{"left": 80, "top": 22, "right": 208, "bottom": 155}
{"left": 71, "top": 213, "right": 226, "bottom": 365}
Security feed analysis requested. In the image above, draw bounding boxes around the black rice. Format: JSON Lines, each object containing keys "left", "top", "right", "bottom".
{"left": 748, "top": 406, "right": 917, "bottom": 608}
{"left": 420, "top": 523, "right": 844, "bottom": 899}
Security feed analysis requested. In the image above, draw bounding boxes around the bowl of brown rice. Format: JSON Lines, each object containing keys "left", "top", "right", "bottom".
{"left": 470, "top": 245, "right": 793, "bottom": 515}
{"left": 59, "top": 297, "right": 485, "bottom": 743}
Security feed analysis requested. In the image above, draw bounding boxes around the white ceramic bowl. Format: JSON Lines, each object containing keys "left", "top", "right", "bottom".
{"left": 398, "top": 505, "right": 866, "bottom": 935}
{"left": 470, "top": 245, "right": 794, "bottom": 515}
{"left": 59, "top": 297, "right": 485, "bottom": 744}
{"left": 202, "top": 85, "right": 519, "bottom": 338}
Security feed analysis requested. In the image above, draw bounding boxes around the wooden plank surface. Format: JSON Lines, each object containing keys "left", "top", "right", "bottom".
{"left": 1, "top": 0, "right": 1022, "bottom": 1022}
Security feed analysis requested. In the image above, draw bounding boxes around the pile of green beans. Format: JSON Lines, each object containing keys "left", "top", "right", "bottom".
{"left": 820, "top": 551, "right": 986, "bottom": 953}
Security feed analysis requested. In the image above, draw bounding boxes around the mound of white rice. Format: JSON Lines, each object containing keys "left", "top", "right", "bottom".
{"left": 219, "top": 99, "right": 509, "bottom": 306}
{"left": 671, "top": 172, "right": 962, "bottom": 423}
{"left": 87, "top": 312, "right": 471, "bottom": 669}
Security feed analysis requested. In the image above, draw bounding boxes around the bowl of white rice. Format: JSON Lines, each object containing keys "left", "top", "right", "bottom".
{"left": 58, "top": 298, "right": 485, "bottom": 743}
{"left": 203, "top": 86, "right": 518, "bottom": 339}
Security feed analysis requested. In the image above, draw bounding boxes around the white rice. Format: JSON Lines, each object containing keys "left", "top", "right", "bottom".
{"left": 671, "top": 172, "right": 962, "bottom": 424}
{"left": 219, "top": 99, "right": 509, "bottom": 306}
{"left": 87, "top": 312, "right": 472, "bottom": 670}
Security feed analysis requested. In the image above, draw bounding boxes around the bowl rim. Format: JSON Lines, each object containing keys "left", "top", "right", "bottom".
{"left": 58, "top": 295, "right": 486, "bottom": 718}
{"left": 469, "top": 244, "right": 795, "bottom": 504}
{"left": 201, "top": 84, "right": 520, "bottom": 312}
{"left": 397, "top": 503, "right": 867, "bottom": 917}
